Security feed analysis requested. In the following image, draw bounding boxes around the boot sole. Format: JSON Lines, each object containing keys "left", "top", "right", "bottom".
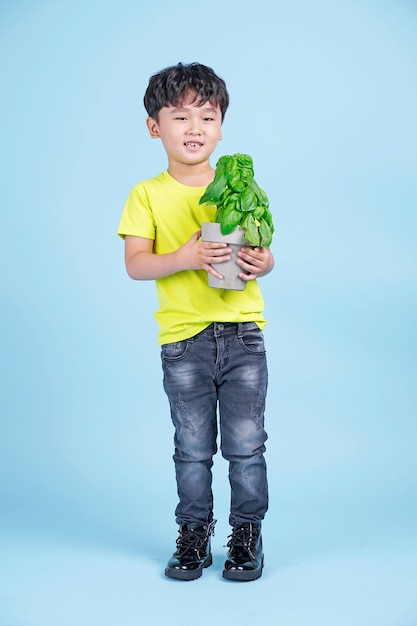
{"left": 222, "top": 556, "right": 264, "bottom": 582}
{"left": 165, "top": 554, "right": 212, "bottom": 581}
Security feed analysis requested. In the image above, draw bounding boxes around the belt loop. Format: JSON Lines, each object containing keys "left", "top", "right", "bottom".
{"left": 237, "top": 322, "right": 244, "bottom": 338}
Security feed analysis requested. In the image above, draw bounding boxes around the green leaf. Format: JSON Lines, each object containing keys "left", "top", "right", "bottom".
{"left": 258, "top": 187, "right": 269, "bottom": 207}
{"left": 253, "top": 205, "right": 265, "bottom": 220}
{"left": 224, "top": 192, "right": 241, "bottom": 211}
{"left": 240, "top": 186, "right": 257, "bottom": 212}
{"left": 240, "top": 167, "right": 254, "bottom": 183}
{"left": 217, "top": 207, "right": 242, "bottom": 235}
{"left": 229, "top": 177, "right": 246, "bottom": 193}
{"left": 246, "top": 178, "right": 265, "bottom": 205}
{"left": 199, "top": 169, "right": 228, "bottom": 204}
{"left": 239, "top": 213, "right": 251, "bottom": 231}
{"left": 216, "top": 155, "right": 233, "bottom": 170}
{"left": 244, "top": 214, "right": 261, "bottom": 246}
{"left": 262, "top": 206, "right": 274, "bottom": 230}
{"left": 236, "top": 153, "right": 253, "bottom": 169}
{"left": 259, "top": 219, "right": 273, "bottom": 247}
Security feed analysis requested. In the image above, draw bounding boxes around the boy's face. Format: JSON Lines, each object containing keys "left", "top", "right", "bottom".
{"left": 146, "top": 92, "right": 223, "bottom": 169}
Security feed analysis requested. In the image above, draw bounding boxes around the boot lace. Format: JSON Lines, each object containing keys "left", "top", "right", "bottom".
{"left": 226, "top": 523, "right": 258, "bottom": 561}
{"left": 175, "top": 520, "right": 216, "bottom": 559}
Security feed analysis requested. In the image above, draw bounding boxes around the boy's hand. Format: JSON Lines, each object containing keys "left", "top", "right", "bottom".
{"left": 179, "top": 230, "right": 232, "bottom": 279}
{"left": 124, "top": 233, "right": 273, "bottom": 282}
{"left": 236, "top": 246, "right": 274, "bottom": 281}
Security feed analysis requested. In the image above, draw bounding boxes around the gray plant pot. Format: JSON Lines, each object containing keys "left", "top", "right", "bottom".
{"left": 201, "top": 222, "right": 252, "bottom": 291}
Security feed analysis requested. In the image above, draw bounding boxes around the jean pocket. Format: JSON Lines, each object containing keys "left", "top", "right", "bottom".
{"left": 238, "top": 327, "right": 266, "bottom": 355}
{"left": 161, "top": 338, "right": 192, "bottom": 362}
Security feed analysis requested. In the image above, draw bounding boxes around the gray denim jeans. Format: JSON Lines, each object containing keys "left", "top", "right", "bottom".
{"left": 161, "top": 322, "right": 269, "bottom": 527}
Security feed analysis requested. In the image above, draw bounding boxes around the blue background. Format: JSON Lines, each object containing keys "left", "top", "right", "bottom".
{"left": 1, "top": 0, "right": 416, "bottom": 624}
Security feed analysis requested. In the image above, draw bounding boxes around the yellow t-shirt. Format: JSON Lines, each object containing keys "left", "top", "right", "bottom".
{"left": 118, "top": 170, "right": 266, "bottom": 344}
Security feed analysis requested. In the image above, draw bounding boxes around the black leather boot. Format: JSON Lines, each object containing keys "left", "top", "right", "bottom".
{"left": 165, "top": 520, "right": 216, "bottom": 580}
{"left": 223, "top": 522, "right": 264, "bottom": 581}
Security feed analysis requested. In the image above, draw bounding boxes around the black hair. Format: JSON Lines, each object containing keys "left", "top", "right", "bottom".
{"left": 143, "top": 62, "right": 229, "bottom": 122}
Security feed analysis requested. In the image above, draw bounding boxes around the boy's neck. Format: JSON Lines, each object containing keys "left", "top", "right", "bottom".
{"left": 167, "top": 162, "right": 215, "bottom": 187}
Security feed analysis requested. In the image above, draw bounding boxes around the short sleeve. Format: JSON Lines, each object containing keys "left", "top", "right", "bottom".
{"left": 117, "top": 184, "right": 156, "bottom": 240}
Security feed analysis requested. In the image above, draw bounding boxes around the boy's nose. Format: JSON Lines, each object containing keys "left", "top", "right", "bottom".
{"left": 187, "top": 124, "right": 202, "bottom": 135}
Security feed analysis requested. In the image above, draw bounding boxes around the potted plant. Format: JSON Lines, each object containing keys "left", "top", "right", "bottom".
{"left": 200, "top": 153, "right": 274, "bottom": 290}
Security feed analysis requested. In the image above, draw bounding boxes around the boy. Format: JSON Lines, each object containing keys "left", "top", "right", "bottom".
{"left": 118, "top": 62, "right": 274, "bottom": 581}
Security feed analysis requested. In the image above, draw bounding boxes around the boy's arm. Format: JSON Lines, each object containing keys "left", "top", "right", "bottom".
{"left": 236, "top": 246, "right": 275, "bottom": 281}
{"left": 124, "top": 233, "right": 233, "bottom": 280}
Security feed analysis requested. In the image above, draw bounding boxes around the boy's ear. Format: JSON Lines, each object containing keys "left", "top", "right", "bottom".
{"left": 146, "top": 117, "right": 160, "bottom": 138}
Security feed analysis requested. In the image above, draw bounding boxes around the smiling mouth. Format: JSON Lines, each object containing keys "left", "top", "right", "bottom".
{"left": 184, "top": 141, "right": 203, "bottom": 147}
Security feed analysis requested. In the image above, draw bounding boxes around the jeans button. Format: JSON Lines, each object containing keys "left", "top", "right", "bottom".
{"left": 218, "top": 323, "right": 224, "bottom": 331}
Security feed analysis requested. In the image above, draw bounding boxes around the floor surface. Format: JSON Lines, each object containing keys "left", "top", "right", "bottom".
{"left": 2, "top": 518, "right": 416, "bottom": 626}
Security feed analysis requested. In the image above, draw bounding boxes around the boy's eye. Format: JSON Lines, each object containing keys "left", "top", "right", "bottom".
{"left": 173, "top": 115, "right": 216, "bottom": 122}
